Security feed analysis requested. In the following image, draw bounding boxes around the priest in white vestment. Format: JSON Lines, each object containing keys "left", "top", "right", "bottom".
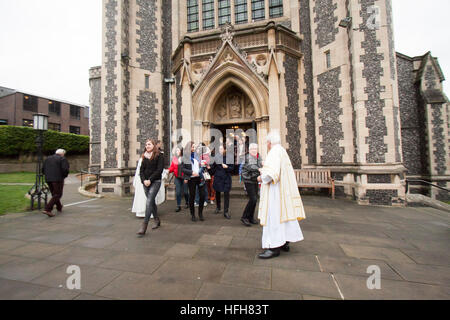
{"left": 257, "top": 131, "right": 306, "bottom": 259}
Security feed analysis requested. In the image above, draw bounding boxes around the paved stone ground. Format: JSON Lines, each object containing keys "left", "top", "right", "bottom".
{"left": 0, "top": 175, "right": 449, "bottom": 300}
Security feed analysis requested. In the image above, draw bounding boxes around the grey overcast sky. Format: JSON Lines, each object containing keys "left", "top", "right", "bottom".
{"left": 0, "top": 0, "right": 449, "bottom": 106}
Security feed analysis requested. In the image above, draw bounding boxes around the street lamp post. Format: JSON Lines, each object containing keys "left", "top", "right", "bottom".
{"left": 28, "top": 113, "right": 49, "bottom": 210}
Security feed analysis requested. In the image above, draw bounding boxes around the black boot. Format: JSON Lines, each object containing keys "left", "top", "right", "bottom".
{"left": 152, "top": 217, "right": 161, "bottom": 230}
{"left": 191, "top": 214, "right": 197, "bottom": 222}
{"left": 175, "top": 206, "right": 181, "bottom": 212}
{"left": 258, "top": 248, "right": 280, "bottom": 259}
{"left": 281, "top": 242, "right": 290, "bottom": 252}
{"left": 224, "top": 210, "right": 231, "bottom": 219}
{"left": 241, "top": 218, "right": 251, "bottom": 227}
{"left": 198, "top": 210, "right": 204, "bottom": 221}
{"left": 137, "top": 222, "right": 148, "bottom": 237}
{"left": 215, "top": 207, "right": 221, "bottom": 214}
{"left": 248, "top": 217, "right": 259, "bottom": 225}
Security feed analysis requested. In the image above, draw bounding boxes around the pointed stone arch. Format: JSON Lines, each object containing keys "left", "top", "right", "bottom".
{"left": 193, "top": 63, "right": 269, "bottom": 122}
{"left": 191, "top": 61, "right": 270, "bottom": 157}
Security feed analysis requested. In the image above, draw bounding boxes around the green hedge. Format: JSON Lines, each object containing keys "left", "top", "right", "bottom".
{"left": 0, "top": 126, "right": 89, "bottom": 156}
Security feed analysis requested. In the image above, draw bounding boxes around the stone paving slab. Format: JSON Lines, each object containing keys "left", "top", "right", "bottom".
{"left": 0, "top": 179, "right": 449, "bottom": 300}
{"left": 96, "top": 272, "right": 203, "bottom": 300}
{"left": 399, "top": 249, "right": 450, "bottom": 267}
{"left": 253, "top": 252, "right": 320, "bottom": 272}
{"left": 196, "top": 282, "right": 301, "bottom": 300}
{"left": 164, "top": 243, "right": 200, "bottom": 259}
{"left": 0, "top": 257, "right": 63, "bottom": 282}
{"left": 0, "top": 278, "right": 49, "bottom": 300}
{"left": 316, "top": 255, "right": 403, "bottom": 281}
{"left": 340, "top": 244, "right": 416, "bottom": 264}
{"left": 31, "top": 263, "right": 122, "bottom": 295}
{"left": 33, "top": 287, "right": 82, "bottom": 300}
{"left": 6, "top": 242, "right": 67, "bottom": 259}
{"left": 271, "top": 268, "right": 342, "bottom": 299}
{"left": 221, "top": 263, "right": 272, "bottom": 290}
{"left": 153, "top": 257, "right": 226, "bottom": 284}
{"left": 334, "top": 273, "right": 450, "bottom": 300}
{"left": 100, "top": 252, "right": 168, "bottom": 275}
{"left": 388, "top": 262, "right": 450, "bottom": 286}
{"left": 47, "top": 246, "right": 119, "bottom": 267}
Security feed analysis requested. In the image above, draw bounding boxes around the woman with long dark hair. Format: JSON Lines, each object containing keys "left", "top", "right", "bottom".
{"left": 137, "top": 139, "right": 164, "bottom": 237}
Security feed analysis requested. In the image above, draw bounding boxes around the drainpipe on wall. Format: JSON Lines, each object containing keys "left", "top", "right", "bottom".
{"left": 164, "top": 77, "right": 175, "bottom": 160}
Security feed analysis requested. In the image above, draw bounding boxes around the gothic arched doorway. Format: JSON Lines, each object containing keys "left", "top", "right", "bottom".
{"left": 211, "top": 84, "right": 256, "bottom": 137}
{"left": 208, "top": 85, "right": 258, "bottom": 174}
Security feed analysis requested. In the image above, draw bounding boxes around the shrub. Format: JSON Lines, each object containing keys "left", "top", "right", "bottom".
{"left": 0, "top": 126, "right": 89, "bottom": 156}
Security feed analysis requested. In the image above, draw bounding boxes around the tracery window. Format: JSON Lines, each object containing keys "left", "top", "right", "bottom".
{"left": 202, "top": 0, "right": 215, "bottom": 30}
{"left": 235, "top": 0, "right": 248, "bottom": 24}
{"left": 269, "top": 0, "right": 283, "bottom": 18}
{"left": 187, "top": 0, "right": 199, "bottom": 32}
{"left": 251, "top": 0, "right": 265, "bottom": 21}
{"left": 218, "top": 0, "right": 231, "bottom": 26}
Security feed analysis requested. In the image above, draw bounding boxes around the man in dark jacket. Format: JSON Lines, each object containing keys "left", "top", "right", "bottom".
{"left": 208, "top": 145, "right": 234, "bottom": 219}
{"left": 42, "top": 149, "right": 70, "bottom": 217}
{"left": 240, "top": 143, "right": 263, "bottom": 226}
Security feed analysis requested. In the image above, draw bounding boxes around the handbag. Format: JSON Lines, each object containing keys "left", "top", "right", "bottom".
{"left": 203, "top": 171, "right": 211, "bottom": 180}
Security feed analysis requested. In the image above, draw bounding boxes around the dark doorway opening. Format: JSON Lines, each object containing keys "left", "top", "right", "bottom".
{"left": 209, "top": 121, "right": 257, "bottom": 175}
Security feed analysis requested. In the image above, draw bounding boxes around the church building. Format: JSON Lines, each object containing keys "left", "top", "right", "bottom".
{"left": 89, "top": 0, "right": 450, "bottom": 205}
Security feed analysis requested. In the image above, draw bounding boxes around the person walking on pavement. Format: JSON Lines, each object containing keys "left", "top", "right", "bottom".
{"left": 209, "top": 144, "right": 233, "bottom": 219}
{"left": 257, "top": 131, "right": 306, "bottom": 259}
{"left": 168, "top": 146, "right": 189, "bottom": 212}
{"left": 137, "top": 139, "right": 164, "bottom": 237}
{"left": 42, "top": 149, "right": 70, "bottom": 217}
{"left": 182, "top": 141, "right": 207, "bottom": 222}
{"left": 240, "top": 143, "right": 263, "bottom": 227}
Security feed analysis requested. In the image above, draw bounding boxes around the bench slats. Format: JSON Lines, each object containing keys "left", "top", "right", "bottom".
{"left": 294, "top": 169, "right": 335, "bottom": 199}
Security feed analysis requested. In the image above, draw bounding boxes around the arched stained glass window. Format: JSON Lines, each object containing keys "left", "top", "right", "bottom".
{"left": 235, "top": 0, "right": 248, "bottom": 24}
{"left": 202, "top": 0, "right": 215, "bottom": 30}
{"left": 218, "top": 0, "right": 231, "bottom": 26}
{"left": 187, "top": 0, "right": 199, "bottom": 32}
{"left": 269, "top": 0, "right": 283, "bottom": 18}
{"left": 251, "top": 0, "right": 265, "bottom": 21}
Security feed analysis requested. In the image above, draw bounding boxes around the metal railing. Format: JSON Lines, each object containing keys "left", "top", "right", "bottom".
{"left": 405, "top": 179, "right": 450, "bottom": 194}
{"left": 80, "top": 169, "right": 100, "bottom": 194}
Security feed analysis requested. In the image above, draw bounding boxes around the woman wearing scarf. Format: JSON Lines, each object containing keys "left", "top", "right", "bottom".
{"left": 137, "top": 139, "right": 164, "bottom": 237}
{"left": 182, "top": 141, "right": 207, "bottom": 222}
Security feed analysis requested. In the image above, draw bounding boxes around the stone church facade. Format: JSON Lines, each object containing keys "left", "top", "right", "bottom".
{"left": 89, "top": 0, "right": 449, "bottom": 205}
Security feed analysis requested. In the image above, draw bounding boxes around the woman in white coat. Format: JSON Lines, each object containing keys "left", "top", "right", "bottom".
{"left": 132, "top": 157, "right": 146, "bottom": 218}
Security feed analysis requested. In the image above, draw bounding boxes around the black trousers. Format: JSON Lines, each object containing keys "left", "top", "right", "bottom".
{"left": 45, "top": 181, "right": 64, "bottom": 212}
{"left": 216, "top": 191, "right": 230, "bottom": 212}
{"left": 242, "top": 182, "right": 258, "bottom": 220}
{"left": 188, "top": 177, "right": 205, "bottom": 217}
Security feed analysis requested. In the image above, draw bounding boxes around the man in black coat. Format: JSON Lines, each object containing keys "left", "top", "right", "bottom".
{"left": 42, "top": 149, "right": 70, "bottom": 217}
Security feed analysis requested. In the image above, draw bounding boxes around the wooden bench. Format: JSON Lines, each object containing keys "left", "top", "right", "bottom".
{"left": 294, "top": 169, "right": 335, "bottom": 199}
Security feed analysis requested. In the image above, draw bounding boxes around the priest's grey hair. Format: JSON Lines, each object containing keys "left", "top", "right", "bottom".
{"left": 266, "top": 131, "right": 281, "bottom": 145}
{"left": 55, "top": 149, "right": 66, "bottom": 155}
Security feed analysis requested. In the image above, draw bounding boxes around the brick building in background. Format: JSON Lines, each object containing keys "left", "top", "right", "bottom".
{"left": 89, "top": 0, "right": 449, "bottom": 204}
{"left": 0, "top": 86, "right": 90, "bottom": 136}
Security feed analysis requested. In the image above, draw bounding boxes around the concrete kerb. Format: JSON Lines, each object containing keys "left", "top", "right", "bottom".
{"left": 407, "top": 193, "right": 450, "bottom": 213}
